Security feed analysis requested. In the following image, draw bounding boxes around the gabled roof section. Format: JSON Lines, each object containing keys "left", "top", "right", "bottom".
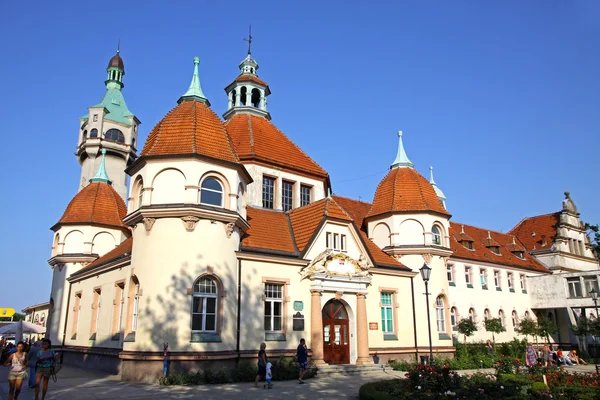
{"left": 367, "top": 168, "right": 450, "bottom": 219}
{"left": 225, "top": 113, "right": 328, "bottom": 179}
{"left": 450, "top": 222, "right": 550, "bottom": 273}
{"left": 241, "top": 207, "right": 297, "bottom": 255}
{"left": 358, "top": 231, "right": 409, "bottom": 270}
{"left": 332, "top": 195, "right": 372, "bottom": 229}
{"left": 509, "top": 212, "right": 560, "bottom": 252}
{"left": 140, "top": 100, "right": 239, "bottom": 163}
{"left": 78, "top": 237, "right": 133, "bottom": 272}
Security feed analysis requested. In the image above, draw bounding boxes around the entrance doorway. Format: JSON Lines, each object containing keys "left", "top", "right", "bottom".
{"left": 322, "top": 299, "right": 350, "bottom": 364}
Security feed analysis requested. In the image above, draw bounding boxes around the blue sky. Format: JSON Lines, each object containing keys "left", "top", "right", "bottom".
{"left": 0, "top": 1, "right": 598, "bottom": 312}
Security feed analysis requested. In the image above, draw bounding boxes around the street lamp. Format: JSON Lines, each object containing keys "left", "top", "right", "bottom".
{"left": 420, "top": 263, "right": 434, "bottom": 365}
{"left": 590, "top": 288, "right": 599, "bottom": 365}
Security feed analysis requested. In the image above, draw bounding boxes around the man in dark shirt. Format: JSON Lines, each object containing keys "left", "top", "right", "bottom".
{"left": 296, "top": 338, "right": 309, "bottom": 384}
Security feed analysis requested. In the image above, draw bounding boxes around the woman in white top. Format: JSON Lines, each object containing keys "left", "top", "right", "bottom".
{"left": 3, "top": 341, "right": 28, "bottom": 400}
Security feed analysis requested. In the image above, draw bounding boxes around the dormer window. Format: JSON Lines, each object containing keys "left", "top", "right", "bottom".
{"left": 105, "top": 129, "right": 125, "bottom": 143}
{"left": 461, "top": 240, "right": 474, "bottom": 250}
{"left": 513, "top": 251, "right": 525, "bottom": 259}
{"left": 488, "top": 246, "right": 501, "bottom": 255}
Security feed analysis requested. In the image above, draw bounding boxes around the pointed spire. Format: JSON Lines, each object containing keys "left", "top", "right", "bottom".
{"left": 461, "top": 224, "right": 465, "bottom": 234}
{"left": 390, "top": 130, "right": 414, "bottom": 169}
{"left": 90, "top": 149, "right": 111, "bottom": 184}
{"left": 178, "top": 56, "right": 210, "bottom": 105}
{"left": 429, "top": 165, "right": 447, "bottom": 208}
{"left": 429, "top": 166, "right": 436, "bottom": 184}
{"left": 487, "top": 231, "right": 492, "bottom": 239}
{"left": 244, "top": 25, "right": 253, "bottom": 55}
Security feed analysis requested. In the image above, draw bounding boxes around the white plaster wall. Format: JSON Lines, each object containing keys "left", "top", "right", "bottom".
{"left": 367, "top": 214, "right": 451, "bottom": 249}
{"left": 242, "top": 163, "right": 326, "bottom": 210}
{"left": 372, "top": 223, "right": 391, "bottom": 248}
{"left": 54, "top": 225, "right": 127, "bottom": 256}
{"left": 47, "top": 262, "right": 86, "bottom": 345}
{"left": 304, "top": 221, "right": 365, "bottom": 261}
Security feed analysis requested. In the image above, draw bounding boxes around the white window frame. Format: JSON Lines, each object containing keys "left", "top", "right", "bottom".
{"left": 520, "top": 274, "right": 526, "bottom": 290}
{"left": 450, "top": 307, "right": 458, "bottom": 328}
{"left": 192, "top": 278, "right": 218, "bottom": 332}
{"left": 465, "top": 266, "right": 472, "bottom": 285}
{"left": 333, "top": 233, "right": 339, "bottom": 250}
{"left": 435, "top": 296, "right": 446, "bottom": 332}
{"left": 584, "top": 277, "right": 599, "bottom": 297}
{"left": 281, "top": 180, "right": 294, "bottom": 212}
{"left": 200, "top": 177, "right": 224, "bottom": 207}
{"left": 507, "top": 272, "right": 514, "bottom": 290}
{"left": 340, "top": 234, "right": 346, "bottom": 252}
{"left": 468, "top": 308, "right": 476, "bottom": 323}
{"left": 494, "top": 270, "right": 501, "bottom": 288}
{"left": 447, "top": 265, "right": 454, "bottom": 283}
{"left": 94, "top": 289, "right": 101, "bottom": 334}
{"left": 567, "top": 277, "right": 583, "bottom": 298}
{"left": 264, "top": 283, "right": 283, "bottom": 333}
{"left": 262, "top": 176, "right": 275, "bottom": 209}
{"left": 326, "top": 232, "right": 332, "bottom": 249}
{"left": 432, "top": 225, "right": 442, "bottom": 245}
{"left": 117, "top": 284, "right": 125, "bottom": 333}
{"left": 480, "top": 268, "right": 487, "bottom": 286}
{"left": 381, "top": 293, "right": 394, "bottom": 334}
{"left": 300, "top": 185, "right": 311, "bottom": 207}
{"left": 132, "top": 283, "right": 140, "bottom": 332}
{"left": 512, "top": 311, "right": 518, "bottom": 328}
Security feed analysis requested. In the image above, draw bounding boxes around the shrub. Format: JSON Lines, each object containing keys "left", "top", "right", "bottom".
{"left": 531, "top": 381, "right": 549, "bottom": 392}
{"left": 230, "top": 360, "right": 256, "bottom": 382}
{"left": 388, "top": 359, "right": 413, "bottom": 371}
{"left": 359, "top": 380, "right": 404, "bottom": 400}
{"left": 550, "top": 385, "right": 600, "bottom": 400}
{"left": 405, "top": 363, "right": 462, "bottom": 393}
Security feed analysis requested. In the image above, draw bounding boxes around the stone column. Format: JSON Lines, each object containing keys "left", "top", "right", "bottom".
{"left": 310, "top": 289, "right": 325, "bottom": 365}
{"left": 227, "top": 91, "right": 233, "bottom": 110}
{"left": 259, "top": 89, "right": 266, "bottom": 111}
{"left": 245, "top": 86, "right": 251, "bottom": 106}
{"left": 356, "top": 293, "right": 372, "bottom": 364}
{"left": 235, "top": 88, "right": 241, "bottom": 107}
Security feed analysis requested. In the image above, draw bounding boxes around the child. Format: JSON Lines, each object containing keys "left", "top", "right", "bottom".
{"left": 264, "top": 362, "right": 273, "bottom": 389}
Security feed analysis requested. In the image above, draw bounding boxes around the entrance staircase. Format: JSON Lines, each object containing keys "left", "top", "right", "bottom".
{"left": 315, "top": 363, "right": 387, "bottom": 377}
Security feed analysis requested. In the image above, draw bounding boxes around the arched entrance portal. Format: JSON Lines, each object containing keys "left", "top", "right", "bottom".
{"left": 322, "top": 299, "right": 350, "bottom": 364}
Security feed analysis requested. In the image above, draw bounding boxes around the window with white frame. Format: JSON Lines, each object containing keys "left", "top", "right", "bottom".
{"left": 494, "top": 270, "right": 501, "bottom": 288}
{"left": 465, "top": 266, "right": 472, "bottom": 285}
{"left": 567, "top": 277, "right": 583, "bottom": 298}
{"left": 450, "top": 307, "right": 458, "bottom": 328}
{"left": 480, "top": 268, "right": 487, "bottom": 287}
{"left": 340, "top": 234, "right": 346, "bottom": 251}
{"left": 264, "top": 284, "right": 283, "bottom": 332}
{"left": 435, "top": 296, "right": 446, "bottom": 332}
{"left": 520, "top": 274, "right": 526, "bottom": 291}
{"left": 432, "top": 225, "right": 442, "bottom": 245}
{"left": 192, "top": 278, "right": 218, "bottom": 332}
{"left": 507, "top": 272, "right": 514, "bottom": 290}
{"left": 381, "top": 293, "right": 394, "bottom": 334}
{"left": 584, "top": 276, "right": 599, "bottom": 297}
{"left": 300, "top": 185, "right": 311, "bottom": 207}
{"left": 262, "top": 176, "right": 275, "bottom": 209}
{"left": 469, "top": 308, "right": 476, "bottom": 323}
{"left": 326, "top": 232, "right": 332, "bottom": 249}
{"left": 447, "top": 265, "right": 454, "bottom": 283}
{"left": 282, "top": 181, "right": 293, "bottom": 211}
{"left": 499, "top": 310, "right": 506, "bottom": 328}
{"left": 484, "top": 309, "right": 491, "bottom": 321}
{"left": 200, "top": 178, "right": 223, "bottom": 206}
{"left": 333, "top": 233, "right": 339, "bottom": 250}
{"left": 132, "top": 282, "right": 140, "bottom": 332}
{"left": 512, "top": 311, "right": 518, "bottom": 329}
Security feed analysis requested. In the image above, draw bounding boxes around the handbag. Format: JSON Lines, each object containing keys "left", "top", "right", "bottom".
{"left": 52, "top": 363, "right": 62, "bottom": 374}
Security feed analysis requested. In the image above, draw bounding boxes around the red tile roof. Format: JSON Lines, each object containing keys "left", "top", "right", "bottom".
{"left": 509, "top": 212, "right": 560, "bottom": 252}
{"left": 366, "top": 168, "right": 450, "bottom": 218}
{"left": 57, "top": 183, "right": 127, "bottom": 229}
{"left": 140, "top": 100, "right": 239, "bottom": 163}
{"left": 85, "top": 237, "right": 133, "bottom": 270}
{"left": 233, "top": 74, "right": 269, "bottom": 87}
{"left": 332, "top": 195, "right": 372, "bottom": 229}
{"left": 242, "top": 207, "right": 297, "bottom": 254}
{"left": 449, "top": 222, "right": 550, "bottom": 273}
{"left": 359, "top": 231, "right": 407, "bottom": 269}
{"left": 225, "top": 113, "right": 328, "bottom": 178}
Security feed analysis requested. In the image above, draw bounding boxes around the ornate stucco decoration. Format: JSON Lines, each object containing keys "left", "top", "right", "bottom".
{"left": 299, "top": 249, "right": 372, "bottom": 280}
{"left": 143, "top": 217, "right": 155, "bottom": 232}
{"left": 225, "top": 222, "right": 235, "bottom": 238}
{"left": 181, "top": 216, "right": 200, "bottom": 232}
{"left": 422, "top": 253, "right": 433, "bottom": 264}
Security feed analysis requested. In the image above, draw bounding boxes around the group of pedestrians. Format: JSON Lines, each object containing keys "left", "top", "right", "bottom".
{"left": 525, "top": 342, "right": 588, "bottom": 367}
{"left": 2, "top": 338, "right": 58, "bottom": 400}
{"left": 254, "top": 338, "right": 310, "bottom": 389}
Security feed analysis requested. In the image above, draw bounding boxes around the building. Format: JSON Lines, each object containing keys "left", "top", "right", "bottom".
{"left": 43, "top": 46, "right": 598, "bottom": 381}
{"left": 22, "top": 302, "right": 51, "bottom": 342}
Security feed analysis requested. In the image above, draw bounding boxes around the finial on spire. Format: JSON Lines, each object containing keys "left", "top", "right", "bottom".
{"left": 461, "top": 224, "right": 465, "bottom": 234}
{"left": 564, "top": 191, "right": 570, "bottom": 199}
{"left": 390, "top": 130, "right": 414, "bottom": 169}
{"left": 244, "top": 25, "right": 253, "bottom": 55}
{"left": 429, "top": 166, "right": 436, "bottom": 184}
{"left": 178, "top": 56, "right": 210, "bottom": 105}
{"left": 90, "top": 149, "right": 111, "bottom": 184}
{"left": 487, "top": 231, "right": 492, "bottom": 239}
{"left": 117, "top": 38, "right": 120, "bottom": 54}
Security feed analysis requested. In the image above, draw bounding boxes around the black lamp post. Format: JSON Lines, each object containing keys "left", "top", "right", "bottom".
{"left": 590, "top": 288, "right": 599, "bottom": 364}
{"left": 420, "top": 263, "right": 434, "bottom": 365}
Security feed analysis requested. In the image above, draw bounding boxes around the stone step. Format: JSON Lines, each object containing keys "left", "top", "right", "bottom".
{"left": 316, "top": 363, "right": 386, "bottom": 376}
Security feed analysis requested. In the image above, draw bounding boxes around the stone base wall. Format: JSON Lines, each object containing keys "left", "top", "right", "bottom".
{"left": 121, "top": 358, "right": 238, "bottom": 383}
{"left": 370, "top": 346, "right": 455, "bottom": 365}
{"left": 59, "top": 346, "right": 121, "bottom": 375}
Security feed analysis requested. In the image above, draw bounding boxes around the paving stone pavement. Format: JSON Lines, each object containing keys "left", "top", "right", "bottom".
{"left": 0, "top": 364, "right": 595, "bottom": 400}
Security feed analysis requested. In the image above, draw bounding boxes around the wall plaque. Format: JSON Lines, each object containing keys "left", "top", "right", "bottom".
{"left": 293, "top": 301, "right": 304, "bottom": 311}
{"left": 369, "top": 322, "right": 378, "bottom": 330}
{"left": 293, "top": 312, "right": 305, "bottom": 331}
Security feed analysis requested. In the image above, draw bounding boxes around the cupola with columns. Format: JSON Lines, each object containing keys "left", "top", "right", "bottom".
{"left": 223, "top": 28, "right": 271, "bottom": 121}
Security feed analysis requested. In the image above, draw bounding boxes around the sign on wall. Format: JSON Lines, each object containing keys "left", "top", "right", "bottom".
{"left": 293, "top": 312, "right": 305, "bottom": 331}
{"left": 293, "top": 301, "right": 304, "bottom": 311}
{"left": 369, "top": 322, "right": 378, "bottom": 330}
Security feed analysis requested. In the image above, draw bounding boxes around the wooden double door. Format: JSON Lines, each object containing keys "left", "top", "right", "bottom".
{"left": 322, "top": 299, "right": 350, "bottom": 364}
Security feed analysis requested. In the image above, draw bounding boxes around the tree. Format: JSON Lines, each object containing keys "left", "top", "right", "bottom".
{"left": 0, "top": 312, "right": 24, "bottom": 322}
{"left": 484, "top": 318, "right": 504, "bottom": 345}
{"left": 516, "top": 316, "right": 538, "bottom": 343}
{"left": 572, "top": 318, "right": 591, "bottom": 354}
{"left": 536, "top": 315, "right": 558, "bottom": 344}
{"left": 456, "top": 318, "right": 478, "bottom": 344}
{"left": 584, "top": 222, "right": 600, "bottom": 261}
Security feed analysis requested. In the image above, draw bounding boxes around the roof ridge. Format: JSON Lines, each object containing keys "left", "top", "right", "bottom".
{"left": 89, "top": 183, "right": 100, "bottom": 224}
{"left": 191, "top": 101, "right": 197, "bottom": 153}
{"left": 143, "top": 104, "right": 172, "bottom": 156}
{"left": 285, "top": 213, "right": 300, "bottom": 254}
{"left": 412, "top": 169, "right": 430, "bottom": 212}
{"left": 508, "top": 211, "right": 561, "bottom": 234}
{"left": 329, "top": 197, "right": 354, "bottom": 220}
{"left": 452, "top": 221, "right": 515, "bottom": 238}
{"left": 247, "top": 114, "right": 255, "bottom": 155}
{"left": 331, "top": 194, "right": 372, "bottom": 205}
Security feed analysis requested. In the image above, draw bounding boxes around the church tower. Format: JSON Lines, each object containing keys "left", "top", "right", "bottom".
{"left": 76, "top": 48, "right": 141, "bottom": 201}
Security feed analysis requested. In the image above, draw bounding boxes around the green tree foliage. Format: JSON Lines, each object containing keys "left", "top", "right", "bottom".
{"left": 536, "top": 315, "right": 558, "bottom": 343}
{"left": 516, "top": 316, "right": 538, "bottom": 343}
{"left": 484, "top": 317, "right": 504, "bottom": 344}
{"left": 584, "top": 222, "right": 600, "bottom": 261}
{"left": 456, "top": 318, "right": 478, "bottom": 344}
{"left": 0, "top": 312, "right": 24, "bottom": 321}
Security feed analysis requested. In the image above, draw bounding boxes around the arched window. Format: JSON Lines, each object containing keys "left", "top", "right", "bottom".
{"left": 469, "top": 308, "right": 476, "bottom": 323}
{"left": 105, "top": 129, "right": 125, "bottom": 143}
{"left": 251, "top": 88, "right": 261, "bottom": 107}
{"left": 499, "top": 310, "right": 506, "bottom": 328}
{"left": 90, "top": 128, "right": 98, "bottom": 138}
{"left": 240, "top": 87, "right": 248, "bottom": 106}
{"left": 82, "top": 130, "right": 87, "bottom": 143}
{"left": 200, "top": 178, "right": 223, "bottom": 206}
{"left": 450, "top": 307, "right": 458, "bottom": 329}
{"left": 435, "top": 296, "right": 446, "bottom": 332}
{"left": 432, "top": 226, "right": 442, "bottom": 245}
{"left": 512, "top": 311, "right": 518, "bottom": 328}
{"left": 131, "top": 137, "right": 136, "bottom": 148}
{"left": 484, "top": 309, "right": 491, "bottom": 321}
{"left": 192, "top": 277, "right": 218, "bottom": 332}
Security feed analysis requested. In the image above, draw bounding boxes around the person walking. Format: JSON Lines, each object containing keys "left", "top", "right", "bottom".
{"left": 27, "top": 341, "right": 42, "bottom": 388}
{"left": 3, "top": 341, "right": 28, "bottom": 400}
{"left": 254, "top": 343, "right": 268, "bottom": 388}
{"left": 525, "top": 342, "right": 537, "bottom": 367}
{"left": 35, "top": 339, "right": 57, "bottom": 400}
{"left": 296, "top": 338, "right": 309, "bottom": 384}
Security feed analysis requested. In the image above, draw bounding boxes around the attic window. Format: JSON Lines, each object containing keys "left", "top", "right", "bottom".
{"left": 460, "top": 240, "right": 474, "bottom": 250}
{"left": 513, "top": 251, "right": 525, "bottom": 259}
{"left": 488, "top": 246, "right": 501, "bottom": 255}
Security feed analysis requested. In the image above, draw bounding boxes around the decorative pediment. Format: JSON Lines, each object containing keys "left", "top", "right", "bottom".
{"left": 299, "top": 249, "right": 372, "bottom": 280}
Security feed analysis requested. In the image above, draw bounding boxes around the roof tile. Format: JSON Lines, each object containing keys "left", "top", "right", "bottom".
{"left": 58, "top": 183, "right": 127, "bottom": 229}
{"left": 85, "top": 237, "right": 133, "bottom": 270}
{"left": 509, "top": 212, "right": 560, "bottom": 252}
{"left": 242, "top": 207, "right": 296, "bottom": 254}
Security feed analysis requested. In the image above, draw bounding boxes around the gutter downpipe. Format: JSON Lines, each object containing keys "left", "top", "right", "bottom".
{"left": 411, "top": 277, "right": 419, "bottom": 361}
{"left": 236, "top": 259, "right": 242, "bottom": 364}
{"left": 60, "top": 281, "right": 73, "bottom": 364}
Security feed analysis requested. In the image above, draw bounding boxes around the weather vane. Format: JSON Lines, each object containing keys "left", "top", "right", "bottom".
{"left": 243, "top": 25, "right": 252, "bottom": 55}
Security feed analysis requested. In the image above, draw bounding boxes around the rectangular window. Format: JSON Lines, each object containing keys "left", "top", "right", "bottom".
{"left": 465, "top": 267, "right": 471, "bottom": 285}
{"left": 494, "top": 271, "right": 501, "bottom": 288}
{"left": 93, "top": 114, "right": 98, "bottom": 122}
{"left": 447, "top": 265, "right": 454, "bottom": 283}
{"left": 282, "top": 181, "right": 293, "bottom": 211}
{"left": 520, "top": 274, "right": 526, "bottom": 290}
{"left": 90, "top": 289, "right": 101, "bottom": 339}
{"left": 567, "top": 277, "right": 583, "bottom": 298}
{"left": 112, "top": 283, "right": 125, "bottom": 338}
{"left": 341, "top": 234, "right": 346, "bottom": 251}
{"left": 480, "top": 269, "right": 487, "bottom": 286}
{"left": 507, "top": 273, "right": 514, "bottom": 289}
{"left": 132, "top": 283, "right": 140, "bottom": 332}
{"left": 333, "top": 234, "right": 339, "bottom": 250}
{"left": 568, "top": 239, "right": 575, "bottom": 253}
{"left": 262, "top": 176, "right": 275, "bottom": 209}
{"left": 579, "top": 241, "right": 585, "bottom": 256}
{"left": 584, "top": 277, "right": 599, "bottom": 297}
{"left": 326, "top": 232, "right": 332, "bottom": 249}
{"left": 264, "top": 284, "right": 283, "bottom": 332}
{"left": 72, "top": 293, "right": 82, "bottom": 337}
{"left": 381, "top": 293, "right": 393, "bottom": 333}
{"left": 300, "top": 185, "right": 311, "bottom": 207}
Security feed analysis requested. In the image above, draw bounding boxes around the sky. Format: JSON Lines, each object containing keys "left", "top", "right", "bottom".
{"left": 0, "top": 1, "right": 598, "bottom": 312}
